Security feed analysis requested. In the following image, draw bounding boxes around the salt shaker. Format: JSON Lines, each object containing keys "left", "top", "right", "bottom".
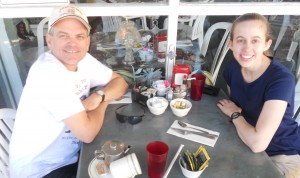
{"left": 166, "top": 89, "right": 173, "bottom": 101}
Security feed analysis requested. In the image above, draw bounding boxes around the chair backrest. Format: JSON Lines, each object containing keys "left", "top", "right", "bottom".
{"left": 102, "top": 16, "right": 122, "bottom": 33}
{"left": 178, "top": 15, "right": 198, "bottom": 27}
{"left": 287, "top": 27, "right": 300, "bottom": 78}
{"left": 200, "top": 22, "right": 232, "bottom": 85}
{"left": 273, "top": 15, "right": 290, "bottom": 52}
{"left": 0, "top": 108, "right": 16, "bottom": 178}
{"left": 37, "top": 17, "right": 49, "bottom": 56}
{"left": 189, "top": 16, "right": 206, "bottom": 50}
{"left": 164, "top": 16, "right": 206, "bottom": 48}
{"left": 294, "top": 78, "right": 300, "bottom": 125}
{"left": 283, "top": 27, "right": 300, "bottom": 125}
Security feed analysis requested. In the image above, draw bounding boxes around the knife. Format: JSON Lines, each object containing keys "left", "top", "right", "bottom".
{"left": 171, "top": 128, "right": 218, "bottom": 139}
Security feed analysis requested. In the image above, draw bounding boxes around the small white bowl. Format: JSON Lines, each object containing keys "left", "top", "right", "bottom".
{"left": 147, "top": 97, "right": 169, "bottom": 115}
{"left": 152, "top": 80, "right": 170, "bottom": 96}
{"left": 179, "top": 158, "right": 206, "bottom": 178}
{"left": 170, "top": 98, "right": 192, "bottom": 117}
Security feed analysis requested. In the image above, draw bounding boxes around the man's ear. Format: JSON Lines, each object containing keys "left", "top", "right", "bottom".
{"left": 45, "top": 33, "right": 52, "bottom": 49}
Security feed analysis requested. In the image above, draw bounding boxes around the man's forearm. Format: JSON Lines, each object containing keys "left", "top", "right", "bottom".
{"left": 102, "top": 76, "right": 128, "bottom": 101}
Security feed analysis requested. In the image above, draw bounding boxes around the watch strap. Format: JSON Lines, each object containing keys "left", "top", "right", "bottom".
{"left": 96, "top": 90, "right": 105, "bottom": 102}
{"left": 230, "top": 112, "right": 242, "bottom": 122}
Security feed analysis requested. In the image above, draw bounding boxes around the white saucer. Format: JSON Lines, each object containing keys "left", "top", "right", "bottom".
{"left": 88, "top": 157, "right": 113, "bottom": 178}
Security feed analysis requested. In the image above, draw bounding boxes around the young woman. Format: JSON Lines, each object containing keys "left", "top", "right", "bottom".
{"left": 217, "top": 13, "right": 300, "bottom": 178}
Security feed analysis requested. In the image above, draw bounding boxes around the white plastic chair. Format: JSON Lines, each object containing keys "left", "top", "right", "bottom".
{"left": 37, "top": 17, "right": 49, "bottom": 56}
{"left": 186, "top": 16, "right": 206, "bottom": 51}
{"left": 125, "top": 16, "right": 149, "bottom": 30}
{"left": 273, "top": 15, "right": 290, "bottom": 52}
{"left": 286, "top": 27, "right": 300, "bottom": 78}
{"left": 102, "top": 15, "right": 148, "bottom": 33}
{"left": 294, "top": 79, "right": 300, "bottom": 125}
{"left": 163, "top": 15, "right": 206, "bottom": 50}
{"left": 178, "top": 15, "right": 198, "bottom": 27}
{"left": 102, "top": 16, "right": 122, "bottom": 33}
{"left": 0, "top": 108, "right": 16, "bottom": 178}
{"left": 200, "top": 22, "right": 232, "bottom": 85}
{"left": 286, "top": 27, "right": 300, "bottom": 125}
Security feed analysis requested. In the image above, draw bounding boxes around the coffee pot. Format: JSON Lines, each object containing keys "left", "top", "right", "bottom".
{"left": 95, "top": 140, "right": 131, "bottom": 165}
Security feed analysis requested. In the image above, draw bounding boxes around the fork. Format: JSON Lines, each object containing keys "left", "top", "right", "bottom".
{"left": 177, "top": 120, "right": 218, "bottom": 137}
{"left": 171, "top": 128, "right": 217, "bottom": 139}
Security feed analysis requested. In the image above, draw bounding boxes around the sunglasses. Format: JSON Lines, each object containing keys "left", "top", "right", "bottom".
{"left": 115, "top": 105, "right": 144, "bottom": 125}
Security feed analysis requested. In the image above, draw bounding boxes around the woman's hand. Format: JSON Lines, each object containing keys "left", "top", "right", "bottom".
{"left": 217, "top": 99, "right": 242, "bottom": 118}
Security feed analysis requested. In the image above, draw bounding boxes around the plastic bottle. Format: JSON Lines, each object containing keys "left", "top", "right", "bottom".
{"left": 180, "top": 75, "right": 187, "bottom": 98}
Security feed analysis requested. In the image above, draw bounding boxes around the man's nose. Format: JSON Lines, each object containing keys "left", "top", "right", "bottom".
{"left": 67, "top": 36, "right": 78, "bottom": 44}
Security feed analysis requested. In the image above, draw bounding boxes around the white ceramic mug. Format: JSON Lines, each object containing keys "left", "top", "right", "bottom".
{"left": 110, "top": 153, "right": 142, "bottom": 178}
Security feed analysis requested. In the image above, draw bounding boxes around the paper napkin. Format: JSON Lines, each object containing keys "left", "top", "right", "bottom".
{"left": 167, "top": 120, "right": 220, "bottom": 147}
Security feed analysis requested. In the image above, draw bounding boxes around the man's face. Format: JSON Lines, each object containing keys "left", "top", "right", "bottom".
{"left": 46, "top": 18, "right": 90, "bottom": 71}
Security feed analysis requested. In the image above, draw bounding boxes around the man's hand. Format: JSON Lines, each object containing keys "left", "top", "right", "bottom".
{"left": 82, "top": 93, "right": 102, "bottom": 111}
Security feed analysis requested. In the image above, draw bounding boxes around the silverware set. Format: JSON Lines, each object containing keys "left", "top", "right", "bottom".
{"left": 171, "top": 120, "right": 218, "bottom": 140}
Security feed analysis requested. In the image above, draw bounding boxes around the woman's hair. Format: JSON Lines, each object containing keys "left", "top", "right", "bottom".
{"left": 230, "top": 13, "right": 273, "bottom": 56}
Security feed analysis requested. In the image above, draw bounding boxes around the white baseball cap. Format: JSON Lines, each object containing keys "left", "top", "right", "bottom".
{"left": 48, "top": 5, "right": 91, "bottom": 34}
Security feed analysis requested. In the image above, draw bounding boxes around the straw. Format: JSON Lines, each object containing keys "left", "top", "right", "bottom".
{"left": 186, "top": 77, "right": 196, "bottom": 81}
{"left": 163, "top": 144, "right": 184, "bottom": 178}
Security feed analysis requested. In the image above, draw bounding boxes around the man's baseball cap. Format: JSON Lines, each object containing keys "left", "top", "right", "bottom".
{"left": 48, "top": 5, "right": 91, "bottom": 34}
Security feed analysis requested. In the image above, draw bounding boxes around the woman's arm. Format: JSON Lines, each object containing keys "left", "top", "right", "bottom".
{"left": 235, "top": 100, "right": 287, "bottom": 152}
{"left": 218, "top": 98, "right": 287, "bottom": 153}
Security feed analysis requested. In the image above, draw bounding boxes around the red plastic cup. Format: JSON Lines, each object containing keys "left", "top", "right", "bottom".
{"left": 190, "top": 73, "right": 206, "bottom": 101}
{"left": 146, "top": 141, "right": 169, "bottom": 178}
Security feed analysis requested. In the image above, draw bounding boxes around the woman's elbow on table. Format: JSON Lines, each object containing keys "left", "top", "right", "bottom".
{"left": 247, "top": 141, "right": 268, "bottom": 153}
{"left": 250, "top": 146, "right": 266, "bottom": 153}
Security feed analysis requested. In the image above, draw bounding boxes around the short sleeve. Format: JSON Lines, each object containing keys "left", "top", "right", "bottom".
{"left": 36, "top": 67, "right": 84, "bottom": 121}
{"left": 265, "top": 70, "right": 295, "bottom": 105}
{"left": 79, "top": 53, "right": 113, "bottom": 88}
{"left": 223, "top": 59, "right": 236, "bottom": 86}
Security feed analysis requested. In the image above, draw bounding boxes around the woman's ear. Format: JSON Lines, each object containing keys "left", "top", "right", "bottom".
{"left": 264, "top": 39, "right": 272, "bottom": 51}
{"left": 228, "top": 40, "right": 233, "bottom": 50}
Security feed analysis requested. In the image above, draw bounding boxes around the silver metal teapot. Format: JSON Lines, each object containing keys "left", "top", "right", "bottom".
{"left": 94, "top": 140, "right": 131, "bottom": 165}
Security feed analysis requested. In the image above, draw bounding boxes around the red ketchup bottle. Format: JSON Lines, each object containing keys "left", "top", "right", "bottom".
{"left": 171, "top": 64, "right": 191, "bottom": 89}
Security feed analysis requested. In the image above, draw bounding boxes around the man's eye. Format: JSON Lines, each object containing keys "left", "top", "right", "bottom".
{"left": 77, "top": 35, "right": 86, "bottom": 40}
{"left": 59, "top": 34, "right": 68, "bottom": 39}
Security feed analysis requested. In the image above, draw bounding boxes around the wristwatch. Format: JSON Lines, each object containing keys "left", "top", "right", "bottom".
{"left": 96, "top": 90, "right": 105, "bottom": 103}
{"left": 230, "top": 112, "right": 242, "bottom": 122}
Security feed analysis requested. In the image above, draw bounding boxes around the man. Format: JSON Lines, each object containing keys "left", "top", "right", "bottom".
{"left": 9, "top": 5, "right": 128, "bottom": 178}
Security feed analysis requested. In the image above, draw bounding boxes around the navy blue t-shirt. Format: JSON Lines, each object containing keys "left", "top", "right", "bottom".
{"left": 223, "top": 57, "right": 300, "bottom": 156}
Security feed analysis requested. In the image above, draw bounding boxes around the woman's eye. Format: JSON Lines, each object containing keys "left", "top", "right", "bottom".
{"left": 252, "top": 39, "right": 258, "bottom": 44}
{"left": 237, "top": 39, "right": 243, "bottom": 43}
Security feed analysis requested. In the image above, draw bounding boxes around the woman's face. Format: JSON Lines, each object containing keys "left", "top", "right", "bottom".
{"left": 229, "top": 20, "right": 272, "bottom": 68}
{"left": 46, "top": 18, "right": 90, "bottom": 71}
